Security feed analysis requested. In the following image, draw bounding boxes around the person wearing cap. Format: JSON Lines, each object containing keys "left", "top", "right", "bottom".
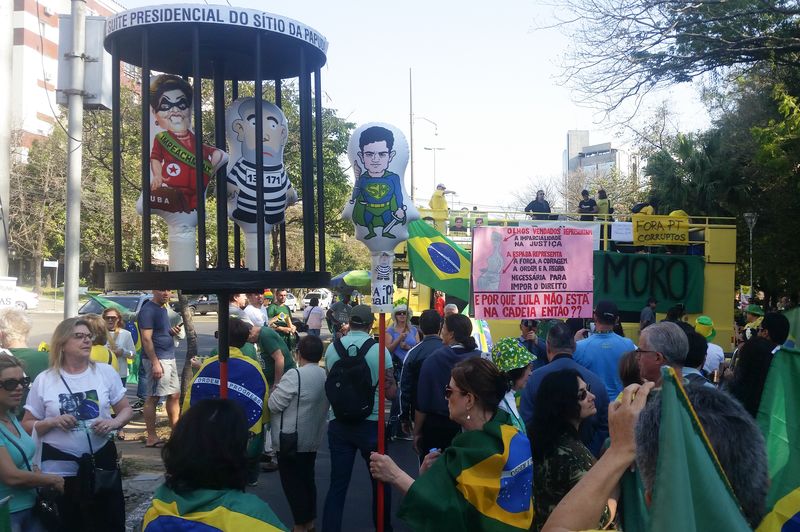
{"left": 695, "top": 316, "right": 725, "bottom": 374}
{"left": 578, "top": 189, "right": 597, "bottom": 222}
{"left": 385, "top": 305, "right": 421, "bottom": 440}
{"left": 524, "top": 189, "right": 552, "bottom": 220}
{"left": 574, "top": 300, "right": 636, "bottom": 400}
{"left": 491, "top": 338, "right": 536, "bottom": 433}
{"left": 429, "top": 183, "right": 455, "bottom": 212}
{"left": 639, "top": 297, "right": 657, "bottom": 331}
{"left": 743, "top": 304, "right": 764, "bottom": 341}
{"left": 520, "top": 322, "right": 609, "bottom": 457}
{"left": 322, "top": 304, "right": 395, "bottom": 532}
{"left": 519, "top": 319, "right": 547, "bottom": 369}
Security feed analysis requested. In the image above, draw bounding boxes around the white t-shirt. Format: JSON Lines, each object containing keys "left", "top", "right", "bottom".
{"left": 24, "top": 364, "right": 126, "bottom": 476}
{"left": 243, "top": 305, "right": 266, "bottom": 327}
{"left": 303, "top": 306, "right": 324, "bottom": 329}
{"left": 703, "top": 343, "right": 725, "bottom": 374}
{"left": 107, "top": 328, "right": 136, "bottom": 379}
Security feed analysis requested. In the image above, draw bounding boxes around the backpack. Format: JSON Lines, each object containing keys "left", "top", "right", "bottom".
{"left": 326, "top": 337, "right": 377, "bottom": 423}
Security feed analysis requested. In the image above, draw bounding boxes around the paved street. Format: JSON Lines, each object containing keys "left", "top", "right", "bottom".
{"left": 26, "top": 307, "right": 419, "bottom": 531}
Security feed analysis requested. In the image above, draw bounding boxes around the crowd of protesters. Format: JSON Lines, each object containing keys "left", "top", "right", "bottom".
{"left": 0, "top": 286, "right": 793, "bottom": 531}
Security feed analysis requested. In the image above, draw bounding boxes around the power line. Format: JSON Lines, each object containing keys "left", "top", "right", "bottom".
{"left": 35, "top": 0, "right": 82, "bottom": 145}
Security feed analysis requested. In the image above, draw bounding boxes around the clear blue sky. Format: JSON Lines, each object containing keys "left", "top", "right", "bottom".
{"left": 120, "top": 0, "right": 710, "bottom": 210}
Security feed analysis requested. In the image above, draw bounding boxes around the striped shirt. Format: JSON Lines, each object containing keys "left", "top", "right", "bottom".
{"left": 227, "top": 159, "right": 292, "bottom": 225}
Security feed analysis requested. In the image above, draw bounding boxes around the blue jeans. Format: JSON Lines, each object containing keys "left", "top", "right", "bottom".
{"left": 11, "top": 508, "right": 46, "bottom": 532}
{"left": 308, "top": 329, "right": 321, "bottom": 337}
{"left": 322, "top": 419, "right": 392, "bottom": 532}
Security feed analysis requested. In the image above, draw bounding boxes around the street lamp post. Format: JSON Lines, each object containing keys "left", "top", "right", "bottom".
{"left": 424, "top": 146, "right": 446, "bottom": 189}
{"left": 743, "top": 212, "right": 758, "bottom": 298}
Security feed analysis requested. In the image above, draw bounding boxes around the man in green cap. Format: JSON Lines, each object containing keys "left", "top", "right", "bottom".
{"left": 695, "top": 316, "right": 724, "bottom": 374}
{"left": 743, "top": 304, "right": 764, "bottom": 341}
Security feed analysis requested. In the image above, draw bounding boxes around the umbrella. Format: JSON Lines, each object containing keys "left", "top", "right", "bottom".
{"left": 330, "top": 270, "right": 371, "bottom": 291}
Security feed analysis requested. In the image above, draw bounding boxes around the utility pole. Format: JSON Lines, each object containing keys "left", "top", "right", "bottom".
{"left": 64, "top": 0, "right": 87, "bottom": 318}
{"left": 408, "top": 68, "right": 414, "bottom": 201}
{"left": 0, "top": 1, "right": 12, "bottom": 278}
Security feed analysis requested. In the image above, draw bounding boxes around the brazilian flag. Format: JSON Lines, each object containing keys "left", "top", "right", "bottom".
{"left": 407, "top": 220, "right": 471, "bottom": 301}
{"left": 398, "top": 409, "right": 534, "bottom": 531}
{"left": 756, "top": 346, "right": 800, "bottom": 531}
{"left": 649, "top": 366, "right": 751, "bottom": 532}
{"left": 143, "top": 485, "right": 287, "bottom": 531}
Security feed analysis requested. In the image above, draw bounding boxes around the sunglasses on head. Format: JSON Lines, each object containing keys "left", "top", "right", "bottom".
{"left": 0, "top": 377, "right": 30, "bottom": 391}
{"left": 577, "top": 383, "right": 592, "bottom": 401}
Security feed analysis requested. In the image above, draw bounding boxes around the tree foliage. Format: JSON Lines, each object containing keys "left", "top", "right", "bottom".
{"left": 555, "top": 0, "right": 800, "bottom": 114}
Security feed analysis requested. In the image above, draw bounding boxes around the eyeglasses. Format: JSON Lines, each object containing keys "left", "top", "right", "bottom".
{"left": 634, "top": 348, "right": 658, "bottom": 358}
{"left": 103, "top": 316, "right": 118, "bottom": 321}
{"left": 445, "top": 385, "right": 468, "bottom": 399}
{"left": 0, "top": 377, "right": 30, "bottom": 391}
{"left": 577, "top": 383, "right": 592, "bottom": 401}
{"left": 72, "top": 332, "right": 95, "bottom": 342}
{"left": 395, "top": 311, "right": 407, "bottom": 316}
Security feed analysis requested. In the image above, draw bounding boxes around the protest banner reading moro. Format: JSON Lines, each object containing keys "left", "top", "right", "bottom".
{"left": 471, "top": 226, "right": 594, "bottom": 319}
{"left": 632, "top": 214, "right": 689, "bottom": 245}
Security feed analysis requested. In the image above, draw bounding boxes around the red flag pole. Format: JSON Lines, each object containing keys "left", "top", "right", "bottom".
{"left": 377, "top": 312, "right": 386, "bottom": 532}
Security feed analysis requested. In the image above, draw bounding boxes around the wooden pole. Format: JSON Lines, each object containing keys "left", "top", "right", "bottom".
{"left": 377, "top": 312, "right": 386, "bottom": 532}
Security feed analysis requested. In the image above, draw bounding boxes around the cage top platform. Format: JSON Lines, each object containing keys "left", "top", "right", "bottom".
{"left": 104, "top": 4, "right": 328, "bottom": 80}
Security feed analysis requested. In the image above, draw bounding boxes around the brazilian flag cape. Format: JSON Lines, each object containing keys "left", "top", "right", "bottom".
{"left": 182, "top": 348, "right": 269, "bottom": 433}
{"left": 407, "top": 219, "right": 471, "bottom": 301}
{"left": 142, "top": 485, "right": 287, "bottom": 531}
{"left": 398, "top": 409, "right": 534, "bottom": 531}
{"left": 648, "top": 366, "right": 751, "bottom": 532}
{"left": 756, "top": 346, "right": 800, "bottom": 531}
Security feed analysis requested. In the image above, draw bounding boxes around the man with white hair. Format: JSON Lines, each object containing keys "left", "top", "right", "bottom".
{"left": 443, "top": 303, "right": 458, "bottom": 317}
{"left": 636, "top": 321, "right": 689, "bottom": 386}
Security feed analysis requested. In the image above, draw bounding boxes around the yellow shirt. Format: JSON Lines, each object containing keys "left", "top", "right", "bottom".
{"left": 90, "top": 344, "right": 119, "bottom": 371}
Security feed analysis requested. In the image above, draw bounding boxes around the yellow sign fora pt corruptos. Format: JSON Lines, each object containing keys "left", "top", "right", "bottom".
{"left": 632, "top": 214, "right": 689, "bottom": 245}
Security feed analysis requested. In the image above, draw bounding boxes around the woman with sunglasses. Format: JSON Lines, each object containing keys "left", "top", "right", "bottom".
{"left": 529, "top": 369, "right": 612, "bottom": 531}
{"left": 385, "top": 305, "right": 420, "bottom": 440}
{"left": 0, "top": 354, "right": 64, "bottom": 532}
{"left": 22, "top": 317, "right": 133, "bottom": 531}
{"left": 102, "top": 309, "right": 136, "bottom": 390}
{"left": 369, "top": 357, "right": 534, "bottom": 530}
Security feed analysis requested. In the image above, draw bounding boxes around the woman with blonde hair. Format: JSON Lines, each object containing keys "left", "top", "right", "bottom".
{"left": 385, "top": 304, "right": 420, "bottom": 440}
{"left": 22, "top": 317, "right": 133, "bottom": 531}
{"left": 101, "top": 308, "right": 135, "bottom": 388}
{"left": 83, "top": 314, "right": 119, "bottom": 372}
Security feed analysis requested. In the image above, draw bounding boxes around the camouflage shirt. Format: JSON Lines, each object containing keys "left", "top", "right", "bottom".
{"left": 532, "top": 433, "right": 611, "bottom": 531}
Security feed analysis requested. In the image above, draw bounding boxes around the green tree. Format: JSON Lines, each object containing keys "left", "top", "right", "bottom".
{"left": 554, "top": 0, "right": 800, "bottom": 113}
{"left": 9, "top": 129, "right": 68, "bottom": 293}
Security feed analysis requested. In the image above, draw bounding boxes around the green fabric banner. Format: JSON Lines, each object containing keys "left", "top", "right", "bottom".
{"left": 592, "top": 252, "right": 705, "bottom": 313}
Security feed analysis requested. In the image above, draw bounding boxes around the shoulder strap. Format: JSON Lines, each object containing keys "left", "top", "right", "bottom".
{"left": 59, "top": 374, "right": 95, "bottom": 456}
{"left": 357, "top": 337, "right": 377, "bottom": 359}
{"left": 0, "top": 424, "right": 32, "bottom": 471}
{"left": 333, "top": 338, "right": 349, "bottom": 358}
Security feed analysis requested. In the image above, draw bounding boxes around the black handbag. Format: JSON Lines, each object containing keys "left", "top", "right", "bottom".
{"left": 59, "top": 375, "right": 122, "bottom": 496}
{"left": 279, "top": 368, "right": 301, "bottom": 459}
{"left": 2, "top": 427, "right": 60, "bottom": 531}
